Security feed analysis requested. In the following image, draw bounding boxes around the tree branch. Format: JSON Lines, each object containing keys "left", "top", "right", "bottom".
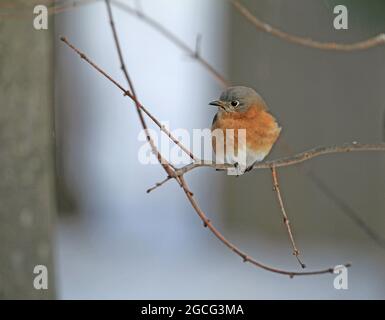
{"left": 59, "top": 35, "right": 178, "bottom": 179}
{"left": 271, "top": 166, "right": 305, "bottom": 268}
{"left": 174, "top": 142, "right": 385, "bottom": 177}
{"left": 231, "top": 0, "right": 385, "bottom": 51}
{"left": 110, "top": 0, "right": 230, "bottom": 88}
{"left": 105, "top": 0, "right": 198, "bottom": 162}
{"left": 178, "top": 175, "right": 346, "bottom": 277}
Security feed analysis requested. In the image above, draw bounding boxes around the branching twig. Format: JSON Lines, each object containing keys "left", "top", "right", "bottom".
{"left": 59, "top": 36, "right": 177, "bottom": 179}
{"left": 271, "top": 166, "right": 305, "bottom": 268}
{"left": 0, "top": 0, "right": 97, "bottom": 18}
{"left": 178, "top": 176, "right": 346, "bottom": 277}
{"left": 60, "top": 36, "right": 351, "bottom": 277}
{"left": 6, "top": 0, "right": 385, "bottom": 52}
{"left": 111, "top": 0, "right": 230, "bottom": 88}
{"left": 231, "top": 0, "right": 385, "bottom": 51}
{"left": 173, "top": 143, "right": 385, "bottom": 177}
{"left": 105, "top": 0, "right": 197, "bottom": 162}
{"left": 146, "top": 175, "right": 172, "bottom": 194}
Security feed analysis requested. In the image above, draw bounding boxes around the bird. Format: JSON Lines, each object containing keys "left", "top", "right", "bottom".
{"left": 209, "top": 86, "right": 281, "bottom": 174}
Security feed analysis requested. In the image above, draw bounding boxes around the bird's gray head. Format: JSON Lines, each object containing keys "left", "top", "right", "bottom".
{"left": 209, "top": 86, "right": 267, "bottom": 113}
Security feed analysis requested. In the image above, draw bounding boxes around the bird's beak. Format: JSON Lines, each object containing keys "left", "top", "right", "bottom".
{"left": 209, "top": 100, "right": 225, "bottom": 108}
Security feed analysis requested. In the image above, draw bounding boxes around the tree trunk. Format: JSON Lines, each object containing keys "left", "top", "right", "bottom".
{"left": 0, "top": 0, "right": 56, "bottom": 299}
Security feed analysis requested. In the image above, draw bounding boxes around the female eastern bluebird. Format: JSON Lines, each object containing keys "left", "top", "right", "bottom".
{"left": 209, "top": 86, "right": 281, "bottom": 173}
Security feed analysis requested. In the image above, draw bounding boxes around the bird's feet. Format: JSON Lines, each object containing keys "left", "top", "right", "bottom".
{"left": 234, "top": 162, "right": 242, "bottom": 177}
{"left": 244, "top": 165, "right": 253, "bottom": 173}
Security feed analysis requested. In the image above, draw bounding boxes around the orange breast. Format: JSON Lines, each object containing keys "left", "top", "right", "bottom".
{"left": 211, "top": 105, "right": 281, "bottom": 157}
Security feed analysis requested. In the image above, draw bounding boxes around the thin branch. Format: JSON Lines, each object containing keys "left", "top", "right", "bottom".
{"left": 111, "top": 0, "right": 230, "bottom": 88}
{"left": 60, "top": 36, "right": 349, "bottom": 276}
{"left": 279, "top": 140, "right": 385, "bottom": 251}
{"left": 104, "top": 0, "right": 153, "bottom": 163}
{"left": 107, "top": 0, "right": 199, "bottom": 161}
{"left": 7, "top": 0, "right": 385, "bottom": 52}
{"left": 178, "top": 176, "right": 346, "bottom": 277}
{"left": 59, "top": 36, "right": 176, "bottom": 178}
{"left": 271, "top": 166, "right": 305, "bottom": 268}
{"left": 231, "top": 0, "right": 385, "bottom": 51}
{"left": 174, "top": 142, "right": 385, "bottom": 177}
{"left": 105, "top": 0, "right": 132, "bottom": 87}
{"left": 146, "top": 175, "right": 172, "bottom": 193}
{"left": 0, "top": 0, "right": 97, "bottom": 19}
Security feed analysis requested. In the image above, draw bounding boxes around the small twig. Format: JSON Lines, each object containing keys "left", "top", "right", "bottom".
{"left": 0, "top": 0, "right": 97, "bottom": 19}
{"left": 111, "top": 0, "right": 230, "bottom": 88}
{"left": 271, "top": 166, "right": 305, "bottom": 268}
{"left": 104, "top": 0, "right": 198, "bottom": 162}
{"left": 60, "top": 35, "right": 178, "bottom": 178}
{"left": 231, "top": 0, "right": 385, "bottom": 51}
{"left": 178, "top": 176, "right": 345, "bottom": 277}
{"left": 146, "top": 176, "right": 172, "bottom": 193}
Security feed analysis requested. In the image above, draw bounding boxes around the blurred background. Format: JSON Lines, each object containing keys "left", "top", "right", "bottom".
{"left": 1, "top": 0, "right": 385, "bottom": 299}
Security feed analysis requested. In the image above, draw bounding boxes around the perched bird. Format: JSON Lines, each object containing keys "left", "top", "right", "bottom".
{"left": 209, "top": 86, "right": 281, "bottom": 174}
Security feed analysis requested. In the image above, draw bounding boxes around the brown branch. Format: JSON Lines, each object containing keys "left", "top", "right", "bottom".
{"left": 59, "top": 36, "right": 177, "bottom": 179}
{"left": 174, "top": 142, "right": 385, "bottom": 177}
{"left": 110, "top": 0, "right": 230, "bottom": 88}
{"left": 60, "top": 35, "right": 349, "bottom": 277}
{"left": 178, "top": 175, "right": 344, "bottom": 277}
{"left": 7, "top": 0, "right": 385, "bottom": 52}
{"left": 146, "top": 175, "right": 172, "bottom": 194}
{"left": 104, "top": 0, "right": 197, "bottom": 162}
{"left": 231, "top": 0, "right": 385, "bottom": 51}
{"left": 0, "top": 0, "right": 97, "bottom": 19}
{"left": 279, "top": 140, "right": 385, "bottom": 251}
{"left": 150, "top": 141, "right": 384, "bottom": 222}
{"left": 271, "top": 166, "right": 305, "bottom": 268}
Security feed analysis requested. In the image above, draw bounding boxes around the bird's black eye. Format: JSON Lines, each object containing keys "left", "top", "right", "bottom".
{"left": 231, "top": 100, "right": 239, "bottom": 107}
